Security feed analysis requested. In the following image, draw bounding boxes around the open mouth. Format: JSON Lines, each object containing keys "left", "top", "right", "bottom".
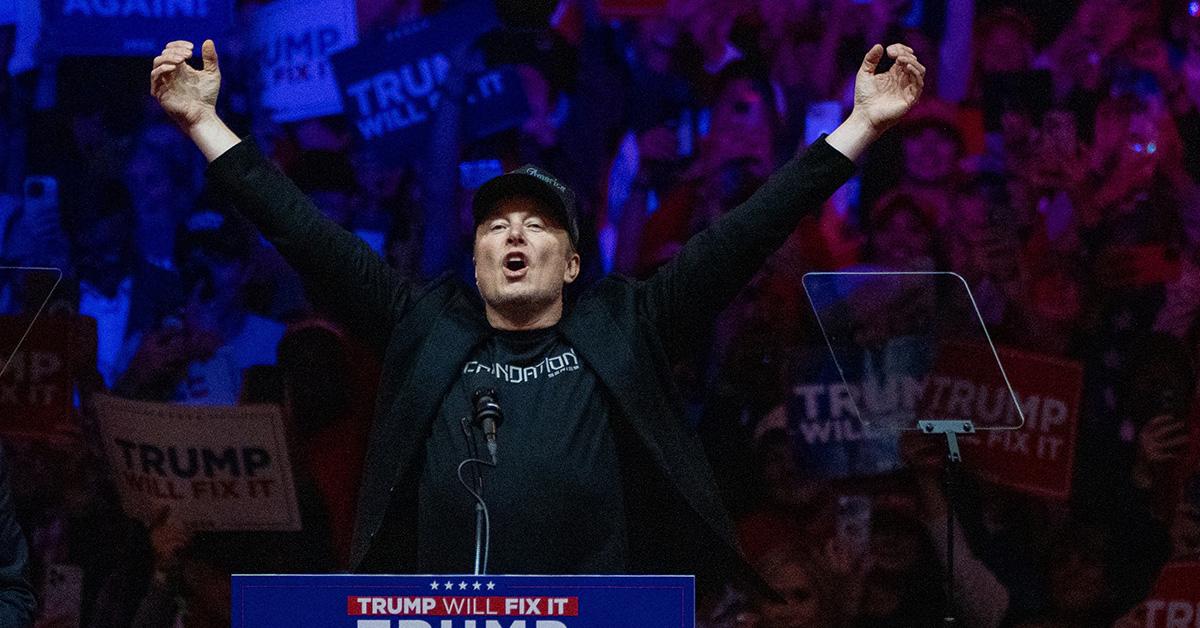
{"left": 503, "top": 253, "right": 528, "bottom": 275}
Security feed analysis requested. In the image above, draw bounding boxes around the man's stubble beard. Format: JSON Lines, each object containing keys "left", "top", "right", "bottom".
{"left": 482, "top": 282, "right": 559, "bottom": 317}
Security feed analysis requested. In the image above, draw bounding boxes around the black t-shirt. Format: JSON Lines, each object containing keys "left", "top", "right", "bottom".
{"left": 417, "top": 326, "right": 628, "bottom": 575}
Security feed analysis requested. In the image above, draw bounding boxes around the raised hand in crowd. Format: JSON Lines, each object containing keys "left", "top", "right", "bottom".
{"left": 1131, "top": 413, "right": 1189, "bottom": 492}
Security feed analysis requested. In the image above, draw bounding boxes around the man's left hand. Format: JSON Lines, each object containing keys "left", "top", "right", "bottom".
{"left": 852, "top": 43, "right": 925, "bottom": 134}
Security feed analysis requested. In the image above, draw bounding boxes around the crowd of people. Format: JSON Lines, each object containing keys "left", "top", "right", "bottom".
{"left": 0, "top": 0, "right": 1199, "bottom": 626}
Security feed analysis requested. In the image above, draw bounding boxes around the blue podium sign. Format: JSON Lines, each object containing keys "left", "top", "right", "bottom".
{"left": 232, "top": 574, "right": 695, "bottom": 627}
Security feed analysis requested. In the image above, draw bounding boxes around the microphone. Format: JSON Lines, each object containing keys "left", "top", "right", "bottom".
{"left": 472, "top": 388, "right": 503, "bottom": 463}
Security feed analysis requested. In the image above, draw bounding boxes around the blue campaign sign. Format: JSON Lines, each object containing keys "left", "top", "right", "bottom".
{"left": 232, "top": 574, "right": 696, "bottom": 627}
{"left": 784, "top": 355, "right": 904, "bottom": 479}
{"left": 329, "top": 0, "right": 530, "bottom": 164}
{"left": 43, "top": 0, "right": 235, "bottom": 56}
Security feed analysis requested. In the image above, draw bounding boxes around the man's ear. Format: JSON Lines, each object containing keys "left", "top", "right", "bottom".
{"left": 563, "top": 251, "right": 581, "bottom": 284}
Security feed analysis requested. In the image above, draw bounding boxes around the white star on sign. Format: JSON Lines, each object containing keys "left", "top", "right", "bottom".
{"left": 473, "top": 582, "right": 482, "bottom": 590}
{"left": 431, "top": 581, "right": 440, "bottom": 590}
{"left": 459, "top": 581, "right": 468, "bottom": 590}
{"left": 444, "top": 581, "right": 454, "bottom": 590}
{"left": 486, "top": 581, "right": 495, "bottom": 590}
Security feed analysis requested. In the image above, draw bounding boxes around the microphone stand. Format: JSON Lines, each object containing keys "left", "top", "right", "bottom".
{"left": 917, "top": 419, "right": 975, "bottom": 628}
{"left": 458, "top": 417, "right": 495, "bottom": 576}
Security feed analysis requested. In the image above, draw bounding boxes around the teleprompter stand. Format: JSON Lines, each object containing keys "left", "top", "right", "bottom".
{"left": 918, "top": 419, "right": 976, "bottom": 627}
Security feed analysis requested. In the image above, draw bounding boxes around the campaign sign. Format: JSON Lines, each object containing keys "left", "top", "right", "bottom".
{"left": 0, "top": 314, "right": 89, "bottom": 442}
{"left": 1136, "top": 562, "right": 1200, "bottom": 626}
{"left": 785, "top": 368, "right": 905, "bottom": 480}
{"left": 329, "top": 0, "right": 530, "bottom": 164}
{"left": 93, "top": 394, "right": 301, "bottom": 531}
{"left": 784, "top": 339, "right": 929, "bottom": 479}
{"left": 958, "top": 347, "right": 1083, "bottom": 500}
{"left": 43, "top": 0, "right": 235, "bottom": 56}
{"left": 233, "top": 574, "right": 695, "bottom": 627}
{"left": 250, "top": 0, "right": 358, "bottom": 123}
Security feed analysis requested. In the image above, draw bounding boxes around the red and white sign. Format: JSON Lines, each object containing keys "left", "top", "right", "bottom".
{"left": 348, "top": 597, "right": 579, "bottom": 617}
{"left": 0, "top": 314, "right": 91, "bottom": 442}
{"left": 956, "top": 347, "right": 1083, "bottom": 500}
{"left": 1136, "top": 562, "right": 1200, "bottom": 627}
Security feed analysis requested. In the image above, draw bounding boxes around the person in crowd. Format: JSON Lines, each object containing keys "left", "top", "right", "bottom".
{"left": 861, "top": 190, "right": 942, "bottom": 271}
{"left": 900, "top": 433, "right": 1011, "bottom": 628}
{"left": 887, "top": 97, "right": 967, "bottom": 227}
{"left": 618, "top": 61, "right": 778, "bottom": 276}
{"left": 744, "top": 543, "right": 844, "bottom": 628}
{"left": 73, "top": 181, "right": 183, "bottom": 388}
{"left": 276, "top": 322, "right": 377, "bottom": 568}
{"left": 117, "top": 211, "right": 284, "bottom": 404}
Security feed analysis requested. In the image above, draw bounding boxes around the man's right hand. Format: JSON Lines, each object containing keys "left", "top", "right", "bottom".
{"left": 150, "top": 39, "right": 239, "bottom": 161}
{"left": 151, "top": 39, "right": 221, "bottom": 131}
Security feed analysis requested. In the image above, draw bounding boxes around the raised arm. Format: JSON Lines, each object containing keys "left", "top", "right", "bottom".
{"left": 151, "top": 40, "right": 410, "bottom": 352}
{"left": 638, "top": 44, "right": 925, "bottom": 360}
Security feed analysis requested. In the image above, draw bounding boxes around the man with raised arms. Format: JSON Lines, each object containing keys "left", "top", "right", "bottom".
{"left": 149, "top": 36, "right": 924, "bottom": 594}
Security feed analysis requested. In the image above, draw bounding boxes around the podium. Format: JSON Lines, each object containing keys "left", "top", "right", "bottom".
{"left": 232, "top": 574, "right": 695, "bottom": 627}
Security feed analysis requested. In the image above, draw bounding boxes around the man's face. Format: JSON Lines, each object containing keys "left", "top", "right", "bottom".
{"left": 473, "top": 197, "right": 579, "bottom": 319}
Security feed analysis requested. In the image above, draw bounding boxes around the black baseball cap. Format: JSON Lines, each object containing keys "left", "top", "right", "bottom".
{"left": 471, "top": 164, "right": 579, "bottom": 249}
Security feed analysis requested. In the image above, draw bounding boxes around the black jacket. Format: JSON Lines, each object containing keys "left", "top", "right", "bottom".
{"left": 206, "top": 136, "right": 855, "bottom": 591}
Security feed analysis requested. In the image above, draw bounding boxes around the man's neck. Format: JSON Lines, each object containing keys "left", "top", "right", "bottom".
{"left": 485, "top": 300, "right": 563, "bottom": 331}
